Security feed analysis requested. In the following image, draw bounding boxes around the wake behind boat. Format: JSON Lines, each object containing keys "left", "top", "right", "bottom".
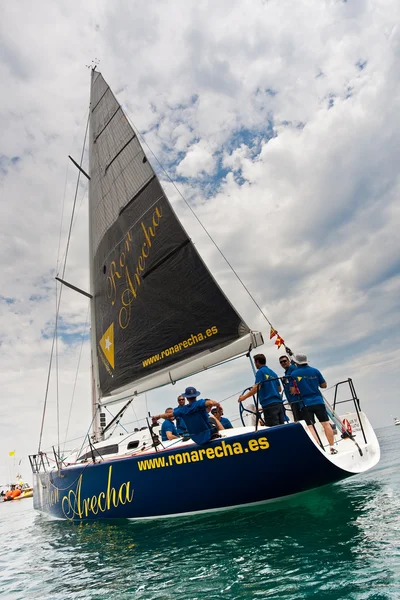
{"left": 29, "top": 70, "right": 380, "bottom": 521}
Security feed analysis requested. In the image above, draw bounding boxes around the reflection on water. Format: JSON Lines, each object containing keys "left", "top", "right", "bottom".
{"left": 1, "top": 426, "right": 399, "bottom": 599}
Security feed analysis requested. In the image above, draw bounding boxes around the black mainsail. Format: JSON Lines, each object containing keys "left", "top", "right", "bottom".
{"left": 88, "top": 71, "right": 261, "bottom": 399}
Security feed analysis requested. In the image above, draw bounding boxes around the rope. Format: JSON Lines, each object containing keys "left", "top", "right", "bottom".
{"left": 47, "top": 460, "right": 94, "bottom": 492}
{"left": 104, "top": 406, "right": 129, "bottom": 434}
{"left": 74, "top": 405, "right": 101, "bottom": 465}
{"left": 218, "top": 389, "right": 245, "bottom": 405}
{"left": 56, "top": 107, "right": 90, "bottom": 273}
{"left": 62, "top": 303, "right": 90, "bottom": 453}
{"left": 55, "top": 154, "right": 70, "bottom": 274}
{"left": 54, "top": 158, "right": 72, "bottom": 456}
{"left": 125, "top": 114, "right": 274, "bottom": 330}
{"left": 55, "top": 279, "right": 60, "bottom": 457}
{"left": 38, "top": 112, "right": 90, "bottom": 452}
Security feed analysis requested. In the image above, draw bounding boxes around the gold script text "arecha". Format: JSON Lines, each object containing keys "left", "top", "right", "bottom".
{"left": 61, "top": 466, "right": 134, "bottom": 520}
{"left": 106, "top": 205, "right": 163, "bottom": 329}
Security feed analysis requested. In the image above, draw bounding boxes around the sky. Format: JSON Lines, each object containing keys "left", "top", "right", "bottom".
{"left": 0, "top": 0, "right": 399, "bottom": 484}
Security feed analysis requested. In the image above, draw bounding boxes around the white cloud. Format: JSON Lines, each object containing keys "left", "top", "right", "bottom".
{"left": 176, "top": 139, "right": 215, "bottom": 177}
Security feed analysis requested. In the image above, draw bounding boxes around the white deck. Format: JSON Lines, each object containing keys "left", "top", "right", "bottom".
{"left": 58, "top": 410, "right": 379, "bottom": 476}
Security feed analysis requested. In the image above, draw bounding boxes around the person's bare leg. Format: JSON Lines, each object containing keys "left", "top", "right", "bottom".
{"left": 322, "top": 421, "right": 334, "bottom": 446}
{"left": 307, "top": 424, "right": 319, "bottom": 443}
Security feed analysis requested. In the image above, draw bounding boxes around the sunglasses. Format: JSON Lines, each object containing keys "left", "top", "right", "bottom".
{"left": 279, "top": 360, "right": 289, "bottom": 364}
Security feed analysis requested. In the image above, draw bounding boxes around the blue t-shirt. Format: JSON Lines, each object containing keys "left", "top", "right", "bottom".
{"left": 290, "top": 365, "right": 326, "bottom": 406}
{"left": 255, "top": 366, "right": 282, "bottom": 408}
{"left": 175, "top": 415, "right": 188, "bottom": 436}
{"left": 174, "top": 399, "right": 212, "bottom": 445}
{"left": 220, "top": 416, "right": 233, "bottom": 429}
{"left": 282, "top": 363, "right": 300, "bottom": 403}
{"left": 161, "top": 419, "right": 179, "bottom": 441}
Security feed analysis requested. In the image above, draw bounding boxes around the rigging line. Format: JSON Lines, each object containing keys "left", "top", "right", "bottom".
{"left": 45, "top": 432, "right": 87, "bottom": 452}
{"left": 126, "top": 115, "right": 274, "bottom": 329}
{"left": 101, "top": 352, "right": 251, "bottom": 409}
{"left": 55, "top": 279, "right": 60, "bottom": 458}
{"left": 130, "top": 402, "right": 140, "bottom": 427}
{"left": 56, "top": 160, "right": 70, "bottom": 274}
{"left": 56, "top": 107, "right": 89, "bottom": 275}
{"left": 123, "top": 415, "right": 148, "bottom": 427}
{"left": 74, "top": 405, "right": 101, "bottom": 465}
{"left": 38, "top": 306, "right": 59, "bottom": 452}
{"left": 104, "top": 406, "right": 129, "bottom": 433}
{"left": 56, "top": 189, "right": 89, "bottom": 275}
{"left": 38, "top": 111, "right": 91, "bottom": 453}
{"left": 122, "top": 389, "right": 245, "bottom": 428}
{"left": 219, "top": 389, "right": 247, "bottom": 404}
{"left": 47, "top": 460, "right": 94, "bottom": 492}
{"left": 56, "top": 186, "right": 89, "bottom": 274}
{"left": 62, "top": 303, "right": 90, "bottom": 454}
{"left": 58, "top": 109, "right": 90, "bottom": 284}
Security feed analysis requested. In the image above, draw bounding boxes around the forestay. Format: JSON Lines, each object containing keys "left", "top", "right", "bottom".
{"left": 88, "top": 71, "right": 261, "bottom": 399}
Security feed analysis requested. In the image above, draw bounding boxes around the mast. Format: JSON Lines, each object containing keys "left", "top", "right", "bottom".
{"left": 88, "top": 68, "right": 102, "bottom": 441}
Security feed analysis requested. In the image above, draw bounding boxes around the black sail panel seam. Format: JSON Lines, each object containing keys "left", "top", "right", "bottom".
{"left": 142, "top": 239, "right": 190, "bottom": 280}
{"left": 118, "top": 174, "right": 157, "bottom": 217}
{"left": 91, "top": 86, "right": 109, "bottom": 113}
{"left": 94, "top": 106, "right": 121, "bottom": 142}
{"left": 105, "top": 134, "right": 136, "bottom": 174}
{"left": 95, "top": 192, "right": 165, "bottom": 267}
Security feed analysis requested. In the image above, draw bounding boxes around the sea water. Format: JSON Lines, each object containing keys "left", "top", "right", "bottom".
{"left": 1, "top": 426, "right": 399, "bottom": 600}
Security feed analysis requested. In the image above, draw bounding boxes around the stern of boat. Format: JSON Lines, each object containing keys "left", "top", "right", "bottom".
{"left": 307, "top": 409, "right": 380, "bottom": 474}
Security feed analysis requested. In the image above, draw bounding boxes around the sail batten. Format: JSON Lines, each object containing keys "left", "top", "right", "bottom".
{"left": 94, "top": 105, "right": 121, "bottom": 141}
{"left": 118, "top": 174, "right": 156, "bottom": 217}
{"left": 107, "top": 134, "right": 136, "bottom": 174}
{"left": 88, "top": 72, "right": 261, "bottom": 398}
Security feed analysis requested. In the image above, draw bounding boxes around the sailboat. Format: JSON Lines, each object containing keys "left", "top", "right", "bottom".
{"left": 2, "top": 482, "right": 33, "bottom": 502}
{"left": 394, "top": 417, "right": 400, "bottom": 426}
{"left": 2, "top": 454, "right": 33, "bottom": 501}
{"left": 29, "top": 70, "right": 380, "bottom": 521}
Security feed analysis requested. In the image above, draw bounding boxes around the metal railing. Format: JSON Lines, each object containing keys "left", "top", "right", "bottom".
{"left": 238, "top": 376, "right": 367, "bottom": 451}
{"left": 331, "top": 378, "right": 367, "bottom": 444}
{"left": 29, "top": 452, "right": 51, "bottom": 474}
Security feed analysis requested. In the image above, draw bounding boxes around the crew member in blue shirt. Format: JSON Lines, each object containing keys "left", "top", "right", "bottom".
{"left": 238, "top": 353, "right": 283, "bottom": 426}
{"left": 206, "top": 403, "right": 224, "bottom": 431}
{"left": 290, "top": 354, "right": 336, "bottom": 454}
{"left": 211, "top": 406, "right": 233, "bottom": 429}
{"left": 153, "top": 387, "right": 221, "bottom": 445}
{"left": 175, "top": 395, "right": 188, "bottom": 437}
{"left": 279, "top": 354, "right": 302, "bottom": 422}
{"left": 160, "top": 408, "right": 179, "bottom": 441}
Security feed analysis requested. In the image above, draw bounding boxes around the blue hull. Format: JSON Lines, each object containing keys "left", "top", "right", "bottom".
{"left": 33, "top": 424, "right": 349, "bottom": 520}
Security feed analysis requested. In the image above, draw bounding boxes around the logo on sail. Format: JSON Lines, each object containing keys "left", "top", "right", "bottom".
{"left": 99, "top": 323, "right": 114, "bottom": 369}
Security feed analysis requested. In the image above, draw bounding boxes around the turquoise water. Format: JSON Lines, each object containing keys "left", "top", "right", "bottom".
{"left": 1, "top": 427, "right": 399, "bottom": 600}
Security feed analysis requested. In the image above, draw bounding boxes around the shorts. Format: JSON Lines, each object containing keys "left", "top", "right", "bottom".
{"left": 288, "top": 400, "right": 302, "bottom": 422}
{"left": 299, "top": 403, "right": 329, "bottom": 425}
{"left": 262, "top": 403, "right": 284, "bottom": 427}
